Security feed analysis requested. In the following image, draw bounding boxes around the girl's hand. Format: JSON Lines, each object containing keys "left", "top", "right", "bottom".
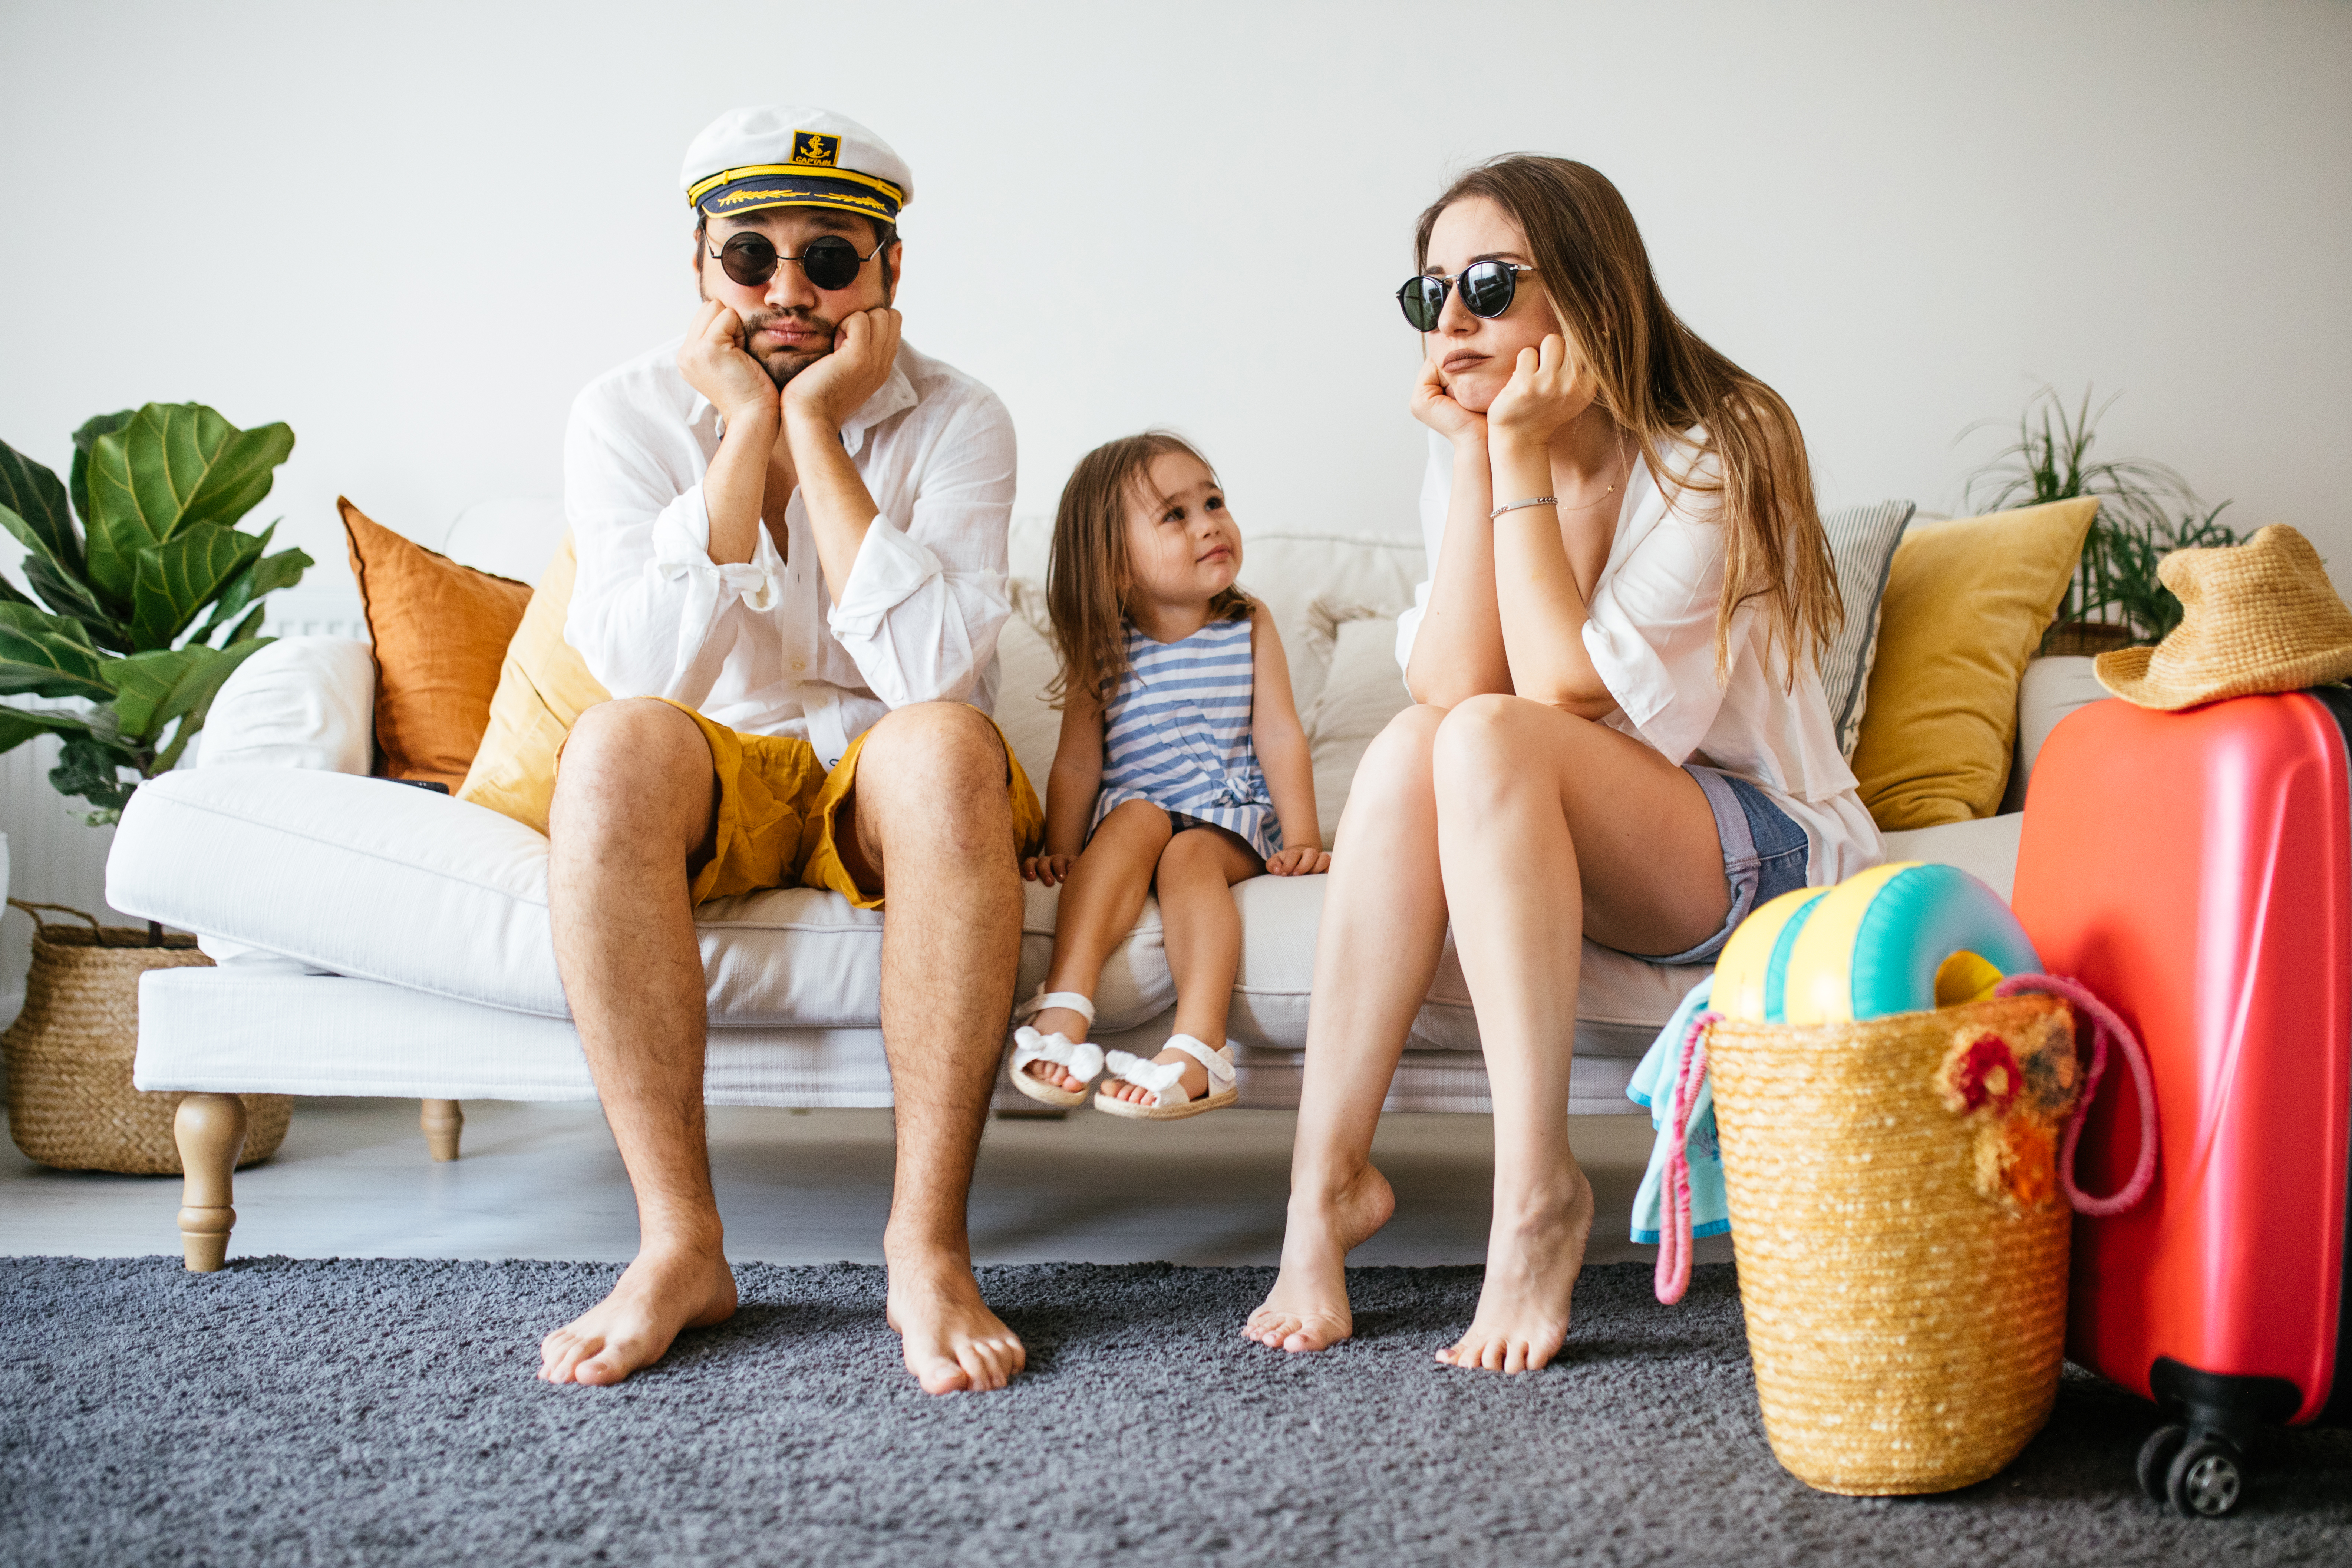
{"left": 1410, "top": 356, "right": 1486, "bottom": 446}
{"left": 1265, "top": 845, "right": 1331, "bottom": 876}
{"left": 1487, "top": 333, "right": 1585, "bottom": 450}
{"left": 1023, "top": 852, "right": 1076, "bottom": 887}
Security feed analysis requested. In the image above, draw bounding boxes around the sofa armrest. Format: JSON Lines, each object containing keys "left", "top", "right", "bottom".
{"left": 197, "top": 636, "right": 375, "bottom": 775}
{"left": 2000, "top": 656, "right": 2107, "bottom": 813}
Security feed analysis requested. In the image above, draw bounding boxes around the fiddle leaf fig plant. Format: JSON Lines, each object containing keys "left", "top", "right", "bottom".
{"left": 0, "top": 404, "right": 312, "bottom": 823}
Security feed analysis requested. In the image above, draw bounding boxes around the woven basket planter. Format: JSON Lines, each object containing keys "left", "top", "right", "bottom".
{"left": 2, "top": 902, "right": 289, "bottom": 1175}
{"left": 1706, "top": 993, "right": 2079, "bottom": 1495}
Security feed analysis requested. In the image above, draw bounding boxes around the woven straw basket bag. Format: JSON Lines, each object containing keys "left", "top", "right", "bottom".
{"left": 2, "top": 901, "right": 289, "bottom": 1175}
{"left": 1704, "top": 991, "right": 2091, "bottom": 1495}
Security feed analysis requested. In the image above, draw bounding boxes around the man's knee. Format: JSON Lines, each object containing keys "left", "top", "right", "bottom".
{"left": 853, "top": 703, "right": 1014, "bottom": 859}
{"left": 551, "top": 699, "right": 712, "bottom": 842}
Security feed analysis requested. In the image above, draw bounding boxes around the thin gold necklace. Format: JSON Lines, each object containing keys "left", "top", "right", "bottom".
{"left": 1555, "top": 438, "right": 1630, "bottom": 512}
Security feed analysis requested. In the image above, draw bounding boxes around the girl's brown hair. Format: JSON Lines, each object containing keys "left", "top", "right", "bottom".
{"left": 1417, "top": 156, "right": 1840, "bottom": 681}
{"left": 1046, "top": 431, "right": 1252, "bottom": 707}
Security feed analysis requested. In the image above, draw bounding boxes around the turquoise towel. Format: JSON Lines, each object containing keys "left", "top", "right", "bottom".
{"left": 1628, "top": 978, "right": 1730, "bottom": 1246}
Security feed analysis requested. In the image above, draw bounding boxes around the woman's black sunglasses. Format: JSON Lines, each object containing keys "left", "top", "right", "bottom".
{"left": 1396, "top": 261, "right": 1537, "bottom": 331}
{"left": 711, "top": 232, "right": 888, "bottom": 291}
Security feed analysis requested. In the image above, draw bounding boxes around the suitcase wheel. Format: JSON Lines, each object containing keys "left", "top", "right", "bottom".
{"left": 2167, "top": 1433, "right": 2247, "bottom": 1519}
{"left": 2136, "top": 1424, "right": 2186, "bottom": 1503}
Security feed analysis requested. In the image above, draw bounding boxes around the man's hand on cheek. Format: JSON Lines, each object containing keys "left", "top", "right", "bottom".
{"left": 677, "top": 301, "right": 783, "bottom": 426}
{"left": 783, "top": 307, "right": 902, "bottom": 432}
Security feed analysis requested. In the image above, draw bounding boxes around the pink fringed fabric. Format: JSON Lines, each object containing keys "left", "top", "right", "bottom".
{"left": 1653, "top": 1009, "right": 1719, "bottom": 1306}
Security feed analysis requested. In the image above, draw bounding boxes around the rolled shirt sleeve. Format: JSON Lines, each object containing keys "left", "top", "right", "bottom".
{"left": 563, "top": 381, "right": 786, "bottom": 709}
{"left": 825, "top": 393, "right": 1017, "bottom": 710}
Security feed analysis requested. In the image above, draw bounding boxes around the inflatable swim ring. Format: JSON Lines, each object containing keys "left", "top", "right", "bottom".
{"left": 1709, "top": 862, "right": 2039, "bottom": 1024}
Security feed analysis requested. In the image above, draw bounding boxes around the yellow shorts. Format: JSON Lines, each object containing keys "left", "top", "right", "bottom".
{"left": 656, "top": 700, "right": 1045, "bottom": 911}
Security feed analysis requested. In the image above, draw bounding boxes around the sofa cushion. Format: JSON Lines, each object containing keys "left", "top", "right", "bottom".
{"left": 108, "top": 765, "right": 1174, "bottom": 1033}
{"left": 456, "top": 535, "right": 611, "bottom": 834}
{"left": 1300, "top": 608, "right": 1413, "bottom": 847}
{"left": 197, "top": 637, "right": 376, "bottom": 775}
{"left": 1817, "top": 500, "right": 1915, "bottom": 759}
{"left": 1850, "top": 499, "right": 2098, "bottom": 829}
{"left": 341, "top": 497, "right": 532, "bottom": 789}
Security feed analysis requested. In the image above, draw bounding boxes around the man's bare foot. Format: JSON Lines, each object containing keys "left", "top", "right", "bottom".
{"left": 1436, "top": 1161, "right": 1596, "bottom": 1374}
{"left": 1244, "top": 1164, "right": 1396, "bottom": 1353}
{"left": 1021, "top": 1004, "right": 1091, "bottom": 1094}
{"left": 886, "top": 1252, "right": 1026, "bottom": 1393}
{"left": 539, "top": 1243, "right": 738, "bottom": 1385}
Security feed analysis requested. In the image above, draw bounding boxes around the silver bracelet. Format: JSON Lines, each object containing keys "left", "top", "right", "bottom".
{"left": 1490, "top": 495, "right": 1557, "bottom": 520}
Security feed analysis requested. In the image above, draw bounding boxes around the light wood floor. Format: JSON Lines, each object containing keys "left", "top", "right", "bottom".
{"left": 0, "top": 1097, "right": 1731, "bottom": 1270}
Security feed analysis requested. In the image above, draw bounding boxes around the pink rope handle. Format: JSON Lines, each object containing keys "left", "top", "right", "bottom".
{"left": 1994, "top": 973, "right": 2159, "bottom": 1216}
{"left": 1654, "top": 1009, "right": 1718, "bottom": 1305}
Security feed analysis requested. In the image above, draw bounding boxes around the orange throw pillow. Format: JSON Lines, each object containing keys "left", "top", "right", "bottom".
{"left": 340, "top": 497, "right": 534, "bottom": 790}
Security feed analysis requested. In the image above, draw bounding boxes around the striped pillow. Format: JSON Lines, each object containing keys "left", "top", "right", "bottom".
{"left": 1819, "top": 500, "right": 1916, "bottom": 759}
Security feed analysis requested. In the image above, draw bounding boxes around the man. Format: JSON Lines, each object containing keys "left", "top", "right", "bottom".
{"left": 532, "top": 105, "right": 1035, "bottom": 1394}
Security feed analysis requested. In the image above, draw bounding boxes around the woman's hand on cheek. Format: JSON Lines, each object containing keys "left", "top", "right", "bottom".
{"left": 1487, "top": 333, "right": 1582, "bottom": 450}
{"left": 1409, "top": 355, "right": 1485, "bottom": 447}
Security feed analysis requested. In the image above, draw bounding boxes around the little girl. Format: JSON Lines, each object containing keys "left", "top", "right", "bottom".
{"left": 1012, "top": 432, "right": 1330, "bottom": 1119}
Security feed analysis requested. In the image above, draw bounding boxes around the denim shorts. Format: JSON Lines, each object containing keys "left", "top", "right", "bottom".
{"left": 1632, "top": 766, "right": 1813, "bottom": 966}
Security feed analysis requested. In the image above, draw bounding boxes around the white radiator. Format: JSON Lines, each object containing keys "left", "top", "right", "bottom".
{"left": 0, "top": 588, "right": 366, "bottom": 1022}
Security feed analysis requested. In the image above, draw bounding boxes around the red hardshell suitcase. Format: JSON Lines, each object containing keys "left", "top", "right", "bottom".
{"left": 2011, "top": 688, "right": 2352, "bottom": 1517}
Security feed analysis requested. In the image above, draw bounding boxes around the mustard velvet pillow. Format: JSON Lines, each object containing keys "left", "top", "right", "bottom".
{"left": 455, "top": 534, "right": 611, "bottom": 834}
{"left": 1849, "top": 498, "right": 2099, "bottom": 831}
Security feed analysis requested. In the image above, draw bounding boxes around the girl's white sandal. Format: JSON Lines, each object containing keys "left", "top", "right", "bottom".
{"left": 1093, "top": 1034, "right": 1240, "bottom": 1121}
{"left": 1009, "top": 989, "right": 1104, "bottom": 1108}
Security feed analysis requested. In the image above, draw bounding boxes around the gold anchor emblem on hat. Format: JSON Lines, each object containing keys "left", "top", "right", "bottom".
{"left": 791, "top": 131, "right": 840, "bottom": 167}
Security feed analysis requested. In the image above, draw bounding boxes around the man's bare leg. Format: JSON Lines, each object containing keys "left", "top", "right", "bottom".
{"left": 1245, "top": 705, "right": 1450, "bottom": 1352}
{"left": 538, "top": 699, "right": 739, "bottom": 1385}
{"left": 844, "top": 702, "right": 1029, "bottom": 1393}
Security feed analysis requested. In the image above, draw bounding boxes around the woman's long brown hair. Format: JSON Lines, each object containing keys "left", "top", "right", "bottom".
{"left": 1046, "top": 431, "right": 1252, "bottom": 708}
{"left": 1417, "top": 156, "right": 1840, "bottom": 682}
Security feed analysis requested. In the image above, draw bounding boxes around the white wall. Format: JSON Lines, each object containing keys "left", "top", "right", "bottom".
{"left": 2, "top": 0, "right": 2349, "bottom": 976}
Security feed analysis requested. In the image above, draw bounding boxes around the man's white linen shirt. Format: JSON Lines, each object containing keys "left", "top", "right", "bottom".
{"left": 1395, "top": 430, "right": 1882, "bottom": 884}
{"left": 563, "top": 338, "right": 1016, "bottom": 768}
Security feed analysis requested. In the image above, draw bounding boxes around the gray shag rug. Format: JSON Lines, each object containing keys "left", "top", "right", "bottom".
{"left": 2, "top": 1257, "right": 2348, "bottom": 1567}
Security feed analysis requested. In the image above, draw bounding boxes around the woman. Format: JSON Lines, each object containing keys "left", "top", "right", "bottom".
{"left": 1245, "top": 156, "right": 1880, "bottom": 1373}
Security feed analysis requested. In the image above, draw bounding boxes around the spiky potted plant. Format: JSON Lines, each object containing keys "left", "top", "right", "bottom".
{"left": 0, "top": 404, "right": 308, "bottom": 1172}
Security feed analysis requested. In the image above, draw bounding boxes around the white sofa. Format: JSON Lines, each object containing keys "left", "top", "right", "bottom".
{"left": 105, "top": 499, "right": 2106, "bottom": 1265}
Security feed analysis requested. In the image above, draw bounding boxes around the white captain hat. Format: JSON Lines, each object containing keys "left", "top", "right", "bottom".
{"left": 680, "top": 105, "right": 912, "bottom": 226}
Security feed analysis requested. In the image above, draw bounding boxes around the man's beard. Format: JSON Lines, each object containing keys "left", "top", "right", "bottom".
{"left": 740, "top": 307, "right": 836, "bottom": 388}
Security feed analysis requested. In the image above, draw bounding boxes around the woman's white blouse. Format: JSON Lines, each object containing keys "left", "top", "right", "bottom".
{"left": 1395, "top": 430, "right": 1881, "bottom": 884}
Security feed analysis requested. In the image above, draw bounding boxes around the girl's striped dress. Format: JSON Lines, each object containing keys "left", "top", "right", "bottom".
{"left": 1088, "top": 614, "right": 1281, "bottom": 860}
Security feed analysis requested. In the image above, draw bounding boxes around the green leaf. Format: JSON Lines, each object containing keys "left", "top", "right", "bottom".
{"left": 68, "top": 410, "right": 135, "bottom": 531}
{"left": 0, "top": 603, "right": 112, "bottom": 701}
{"left": 0, "top": 703, "right": 93, "bottom": 757}
{"left": 194, "top": 539, "right": 312, "bottom": 642}
{"left": 223, "top": 603, "right": 266, "bottom": 647}
{"left": 129, "top": 522, "right": 265, "bottom": 648}
{"left": 83, "top": 405, "right": 295, "bottom": 601}
{"left": 17, "top": 551, "right": 119, "bottom": 633}
{"left": 0, "top": 572, "right": 34, "bottom": 608}
{"left": 0, "top": 436, "right": 82, "bottom": 576}
{"left": 102, "top": 638, "right": 265, "bottom": 744}
{"left": 49, "top": 733, "right": 139, "bottom": 821}
{"left": 151, "top": 634, "right": 269, "bottom": 772}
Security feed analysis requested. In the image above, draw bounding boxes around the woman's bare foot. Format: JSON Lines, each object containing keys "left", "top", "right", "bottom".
{"left": 539, "top": 1242, "right": 738, "bottom": 1385}
{"left": 1020, "top": 1004, "right": 1091, "bottom": 1094}
{"left": 1436, "top": 1161, "right": 1596, "bottom": 1374}
{"left": 886, "top": 1250, "right": 1027, "bottom": 1393}
{"left": 1244, "top": 1165, "right": 1396, "bottom": 1352}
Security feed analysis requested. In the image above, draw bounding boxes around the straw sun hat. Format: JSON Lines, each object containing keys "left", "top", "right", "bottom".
{"left": 2094, "top": 524, "right": 2352, "bottom": 710}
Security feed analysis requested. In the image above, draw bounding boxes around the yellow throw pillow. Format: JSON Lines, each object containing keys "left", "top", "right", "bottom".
{"left": 1850, "top": 498, "right": 2099, "bottom": 831}
{"left": 455, "top": 534, "right": 611, "bottom": 834}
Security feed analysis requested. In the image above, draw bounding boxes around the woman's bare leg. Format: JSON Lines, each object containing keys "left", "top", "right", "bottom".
{"left": 1022, "top": 800, "right": 1171, "bottom": 1092}
{"left": 1247, "top": 705, "right": 1453, "bottom": 1351}
{"left": 1101, "top": 827, "right": 1260, "bottom": 1105}
{"left": 1430, "top": 694, "right": 1728, "bottom": 1373}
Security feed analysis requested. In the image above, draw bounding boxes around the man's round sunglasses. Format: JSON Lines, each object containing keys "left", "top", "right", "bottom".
{"left": 1396, "top": 261, "right": 1537, "bottom": 331}
{"left": 710, "top": 232, "right": 888, "bottom": 291}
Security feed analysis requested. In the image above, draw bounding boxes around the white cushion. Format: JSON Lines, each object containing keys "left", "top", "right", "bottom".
{"left": 197, "top": 637, "right": 376, "bottom": 775}
{"left": 1299, "top": 610, "right": 1413, "bottom": 847}
{"left": 2002, "top": 656, "right": 2108, "bottom": 813}
{"left": 106, "top": 766, "right": 1174, "bottom": 1033}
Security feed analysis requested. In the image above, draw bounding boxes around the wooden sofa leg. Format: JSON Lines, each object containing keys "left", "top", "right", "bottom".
{"left": 175, "top": 1093, "right": 248, "bottom": 1274}
{"left": 421, "top": 1099, "right": 464, "bottom": 1162}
